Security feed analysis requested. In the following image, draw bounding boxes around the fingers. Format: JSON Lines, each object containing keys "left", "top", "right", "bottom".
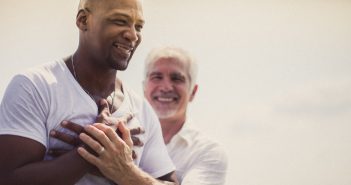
{"left": 79, "top": 132, "right": 106, "bottom": 157}
{"left": 80, "top": 125, "right": 111, "bottom": 152}
{"left": 119, "top": 113, "right": 133, "bottom": 124}
{"left": 103, "top": 113, "right": 134, "bottom": 127}
{"left": 50, "top": 130, "right": 80, "bottom": 146}
{"left": 130, "top": 127, "right": 145, "bottom": 135}
{"left": 96, "top": 99, "right": 112, "bottom": 125}
{"left": 131, "top": 136, "right": 144, "bottom": 147}
{"left": 77, "top": 146, "right": 101, "bottom": 167}
{"left": 93, "top": 123, "right": 122, "bottom": 145}
{"left": 88, "top": 122, "right": 133, "bottom": 150}
{"left": 130, "top": 127, "right": 144, "bottom": 147}
{"left": 132, "top": 150, "right": 137, "bottom": 160}
{"left": 97, "top": 99, "right": 110, "bottom": 116}
{"left": 117, "top": 122, "right": 133, "bottom": 148}
{"left": 61, "top": 121, "right": 84, "bottom": 134}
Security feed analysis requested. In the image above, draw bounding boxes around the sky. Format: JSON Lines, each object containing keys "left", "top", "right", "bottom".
{"left": 1, "top": 0, "right": 351, "bottom": 184}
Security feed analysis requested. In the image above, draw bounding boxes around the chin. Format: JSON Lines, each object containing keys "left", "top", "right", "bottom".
{"left": 155, "top": 109, "right": 177, "bottom": 119}
{"left": 113, "top": 61, "right": 129, "bottom": 71}
{"left": 110, "top": 55, "right": 132, "bottom": 70}
{"left": 117, "top": 64, "right": 128, "bottom": 71}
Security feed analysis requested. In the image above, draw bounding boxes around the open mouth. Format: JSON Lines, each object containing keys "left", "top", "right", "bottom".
{"left": 153, "top": 95, "right": 179, "bottom": 103}
{"left": 114, "top": 43, "right": 134, "bottom": 54}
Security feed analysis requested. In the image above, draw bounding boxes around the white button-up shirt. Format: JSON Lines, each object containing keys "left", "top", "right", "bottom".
{"left": 166, "top": 120, "right": 228, "bottom": 185}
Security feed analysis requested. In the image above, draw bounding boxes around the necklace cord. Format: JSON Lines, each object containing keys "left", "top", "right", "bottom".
{"left": 70, "top": 54, "right": 116, "bottom": 113}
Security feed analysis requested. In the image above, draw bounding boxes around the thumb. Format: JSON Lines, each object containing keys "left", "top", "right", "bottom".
{"left": 97, "top": 98, "right": 110, "bottom": 115}
{"left": 117, "top": 122, "right": 133, "bottom": 148}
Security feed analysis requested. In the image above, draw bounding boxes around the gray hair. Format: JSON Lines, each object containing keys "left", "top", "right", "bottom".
{"left": 144, "top": 46, "right": 198, "bottom": 89}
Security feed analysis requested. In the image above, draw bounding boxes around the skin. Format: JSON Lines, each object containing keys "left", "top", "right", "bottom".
{"left": 143, "top": 58, "right": 198, "bottom": 144}
{"left": 75, "top": 124, "right": 178, "bottom": 185}
{"left": 0, "top": 0, "right": 177, "bottom": 184}
{"left": 48, "top": 99, "right": 144, "bottom": 159}
{"left": 69, "top": 0, "right": 178, "bottom": 183}
{"left": 48, "top": 99, "right": 144, "bottom": 160}
{"left": 0, "top": 100, "right": 132, "bottom": 185}
{"left": 48, "top": 100, "right": 178, "bottom": 184}
{"left": 71, "top": 0, "right": 144, "bottom": 99}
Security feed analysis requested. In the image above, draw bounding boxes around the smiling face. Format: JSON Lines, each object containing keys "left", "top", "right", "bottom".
{"left": 144, "top": 58, "right": 197, "bottom": 121}
{"left": 78, "top": 0, "right": 145, "bottom": 70}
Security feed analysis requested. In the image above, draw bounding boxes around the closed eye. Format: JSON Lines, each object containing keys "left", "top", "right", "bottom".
{"left": 135, "top": 24, "right": 143, "bottom": 32}
{"left": 171, "top": 74, "right": 185, "bottom": 83}
{"left": 113, "top": 19, "right": 128, "bottom": 26}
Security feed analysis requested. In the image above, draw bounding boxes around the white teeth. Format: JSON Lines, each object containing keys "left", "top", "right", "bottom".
{"left": 157, "top": 97, "right": 173, "bottom": 102}
{"left": 117, "top": 45, "right": 133, "bottom": 53}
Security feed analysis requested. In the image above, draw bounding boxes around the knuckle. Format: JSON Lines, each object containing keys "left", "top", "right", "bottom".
{"left": 95, "top": 129, "right": 105, "bottom": 138}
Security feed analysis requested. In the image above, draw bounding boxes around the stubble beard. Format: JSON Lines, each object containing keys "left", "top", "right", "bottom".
{"left": 154, "top": 107, "right": 177, "bottom": 120}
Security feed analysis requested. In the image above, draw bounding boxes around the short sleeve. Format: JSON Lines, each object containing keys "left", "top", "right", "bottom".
{"left": 138, "top": 100, "right": 175, "bottom": 178}
{"left": 0, "top": 75, "right": 48, "bottom": 147}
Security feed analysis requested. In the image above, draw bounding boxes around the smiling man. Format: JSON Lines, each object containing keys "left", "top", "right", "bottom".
{"left": 143, "top": 46, "right": 228, "bottom": 185}
{"left": 0, "top": 0, "right": 178, "bottom": 185}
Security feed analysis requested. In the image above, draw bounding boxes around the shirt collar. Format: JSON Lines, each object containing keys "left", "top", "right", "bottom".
{"left": 172, "top": 119, "right": 195, "bottom": 145}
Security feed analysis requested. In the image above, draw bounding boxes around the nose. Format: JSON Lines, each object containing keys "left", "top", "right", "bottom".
{"left": 123, "top": 26, "right": 139, "bottom": 43}
{"left": 159, "top": 79, "right": 174, "bottom": 92}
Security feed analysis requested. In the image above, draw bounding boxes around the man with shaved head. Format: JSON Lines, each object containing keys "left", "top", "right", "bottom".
{"left": 0, "top": 0, "right": 178, "bottom": 184}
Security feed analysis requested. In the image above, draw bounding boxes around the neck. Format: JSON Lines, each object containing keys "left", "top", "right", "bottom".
{"left": 69, "top": 52, "right": 118, "bottom": 98}
{"left": 160, "top": 115, "right": 186, "bottom": 144}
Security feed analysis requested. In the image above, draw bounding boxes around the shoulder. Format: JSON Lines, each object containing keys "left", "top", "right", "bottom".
{"left": 183, "top": 126, "right": 228, "bottom": 167}
{"left": 7, "top": 59, "right": 66, "bottom": 91}
{"left": 7, "top": 59, "right": 67, "bottom": 97}
{"left": 22, "top": 59, "right": 66, "bottom": 82}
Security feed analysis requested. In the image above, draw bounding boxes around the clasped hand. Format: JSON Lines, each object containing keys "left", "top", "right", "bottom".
{"left": 48, "top": 99, "right": 144, "bottom": 178}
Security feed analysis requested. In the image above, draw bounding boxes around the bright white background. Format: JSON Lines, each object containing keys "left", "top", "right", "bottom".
{"left": 1, "top": 0, "right": 351, "bottom": 184}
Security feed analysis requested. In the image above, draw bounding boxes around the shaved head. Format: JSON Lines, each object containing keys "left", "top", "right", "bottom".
{"left": 78, "top": 0, "right": 143, "bottom": 14}
{"left": 78, "top": 0, "right": 105, "bottom": 13}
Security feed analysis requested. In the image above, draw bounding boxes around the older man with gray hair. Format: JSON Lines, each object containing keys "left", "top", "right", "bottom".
{"left": 143, "top": 46, "right": 228, "bottom": 185}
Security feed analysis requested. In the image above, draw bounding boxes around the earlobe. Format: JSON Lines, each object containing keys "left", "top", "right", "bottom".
{"left": 189, "top": 84, "right": 198, "bottom": 102}
{"left": 76, "top": 9, "right": 88, "bottom": 31}
{"left": 142, "top": 81, "right": 146, "bottom": 95}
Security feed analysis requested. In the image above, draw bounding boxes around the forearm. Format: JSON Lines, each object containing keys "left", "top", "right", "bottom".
{"left": 0, "top": 150, "right": 92, "bottom": 185}
{"left": 112, "top": 164, "right": 177, "bottom": 185}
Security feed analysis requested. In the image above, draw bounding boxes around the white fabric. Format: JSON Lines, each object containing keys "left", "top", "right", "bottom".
{"left": 167, "top": 120, "right": 228, "bottom": 185}
{"left": 0, "top": 59, "right": 175, "bottom": 185}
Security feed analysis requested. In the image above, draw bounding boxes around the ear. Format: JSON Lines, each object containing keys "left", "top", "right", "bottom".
{"left": 189, "top": 84, "right": 198, "bottom": 102}
{"left": 142, "top": 80, "right": 146, "bottom": 94}
{"left": 76, "top": 9, "right": 89, "bottom": 31}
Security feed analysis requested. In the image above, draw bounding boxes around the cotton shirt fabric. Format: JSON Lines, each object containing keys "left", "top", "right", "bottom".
{"left": 166, "top": 120, "right": 228, "bottom": 185}
{"left": 0, "top": 59, "right": 175, "bottom": 185}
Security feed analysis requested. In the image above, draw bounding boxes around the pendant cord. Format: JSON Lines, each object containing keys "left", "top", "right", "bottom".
{"left": 70, "top": 54, "right": 115, "bottom": 113}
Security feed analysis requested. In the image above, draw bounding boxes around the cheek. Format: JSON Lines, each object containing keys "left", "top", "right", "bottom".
{"left": 176, "top": 85, "right": 189, "bottom": 94}
{"left": 144, "top": 84, "right": 155, "bottom": 96}
{"left": 136, "top": 35, "right": 142, "bottom": 46}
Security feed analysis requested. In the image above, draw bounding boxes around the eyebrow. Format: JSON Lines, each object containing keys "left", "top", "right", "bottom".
{"left": 170, "top": 72, "right": 186, "bottom": 78}
{"left": 108, "top": 12, "right": 145, "bottom": 25}
{"left": 149, "top": 72, "right": 162, "bottom": 76}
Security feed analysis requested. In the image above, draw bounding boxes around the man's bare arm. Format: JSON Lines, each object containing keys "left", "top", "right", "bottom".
{"left": 0, "top": 135, "right": 91, "bottom": 185}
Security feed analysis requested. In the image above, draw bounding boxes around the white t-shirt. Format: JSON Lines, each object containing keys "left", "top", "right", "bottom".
{"left": 167, "top": 120, "right": 228, "bottom": 185}
{"left": 0, "top": 59, "right": 175, "bottom": 185}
